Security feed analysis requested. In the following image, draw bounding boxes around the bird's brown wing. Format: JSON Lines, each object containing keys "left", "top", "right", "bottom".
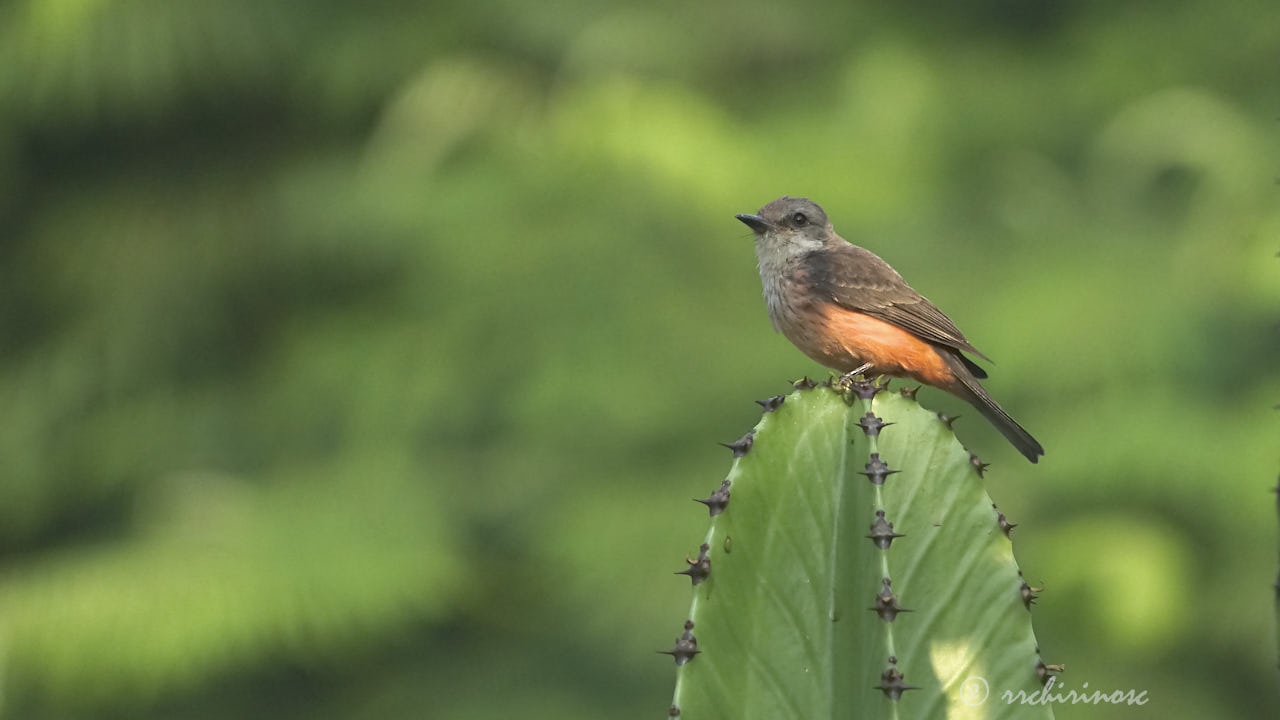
{"left": 804, "top": 244, "right": 993, "bottom": 368}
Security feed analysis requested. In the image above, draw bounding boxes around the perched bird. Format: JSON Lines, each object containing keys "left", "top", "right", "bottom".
{"left": 737, "top": 196, "right": 1044, "bottom": 462}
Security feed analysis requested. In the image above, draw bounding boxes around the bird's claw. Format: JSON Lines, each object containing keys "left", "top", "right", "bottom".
{"left": 832, "top": 362, "right": 876, "bottom": 394}
{"left": 838, "top": 362, "right": 874, "bottom": 386}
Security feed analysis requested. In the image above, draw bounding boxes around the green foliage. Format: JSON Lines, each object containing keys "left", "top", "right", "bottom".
{"left": 671, "top": 385, "right": 1051, "bottom": 719}
{"left": 1, "top": 457, "right": 463, "bottom": 713}
{"left": 0, "top": 1, "right": 1277, "bottom": 718}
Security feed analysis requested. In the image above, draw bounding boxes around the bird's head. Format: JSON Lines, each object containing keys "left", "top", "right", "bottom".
{"left": 736, "top": 196, "right": 832, "bottom": 258}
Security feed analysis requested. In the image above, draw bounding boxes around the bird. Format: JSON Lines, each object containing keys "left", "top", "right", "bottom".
{"left": 736, "top": 196, "right": 1044, "bottom": 462}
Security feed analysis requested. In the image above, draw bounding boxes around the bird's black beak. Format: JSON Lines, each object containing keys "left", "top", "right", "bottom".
{"left": 736, "top": 214, "right": 771, "bottom": 233}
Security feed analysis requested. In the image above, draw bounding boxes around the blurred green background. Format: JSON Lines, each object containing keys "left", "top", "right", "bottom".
{"left": 0, "top": 0, "right": 1277, "bottom": 718}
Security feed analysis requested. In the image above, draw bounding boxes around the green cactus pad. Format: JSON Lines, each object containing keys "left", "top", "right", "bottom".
{"left": 669, "top": 385, "right": 1053, "bottom": 719}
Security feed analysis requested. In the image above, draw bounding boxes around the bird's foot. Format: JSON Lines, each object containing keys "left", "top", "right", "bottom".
{"left": 833, "top": 363, "right": 883, "bottom": 402}
{"left": 835, "top": 362, "right": 874, "bottom": 389}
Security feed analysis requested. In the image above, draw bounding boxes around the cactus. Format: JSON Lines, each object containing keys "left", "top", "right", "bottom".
{"left": 665, "top": 380, "right": 1055, "bottom": 719}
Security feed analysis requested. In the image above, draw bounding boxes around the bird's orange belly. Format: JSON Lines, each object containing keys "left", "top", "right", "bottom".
{"left": 785, "top": 303, "right": 955, "bottom": 387}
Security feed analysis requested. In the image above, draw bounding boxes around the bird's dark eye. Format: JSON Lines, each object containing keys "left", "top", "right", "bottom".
{"left": 791, "top": 212, "right": 808, "bottom": 226}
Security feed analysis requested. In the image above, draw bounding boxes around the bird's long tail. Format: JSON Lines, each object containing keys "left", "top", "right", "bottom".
{"left": 939, "top": 352, "right": 1044, "bottom": 463}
